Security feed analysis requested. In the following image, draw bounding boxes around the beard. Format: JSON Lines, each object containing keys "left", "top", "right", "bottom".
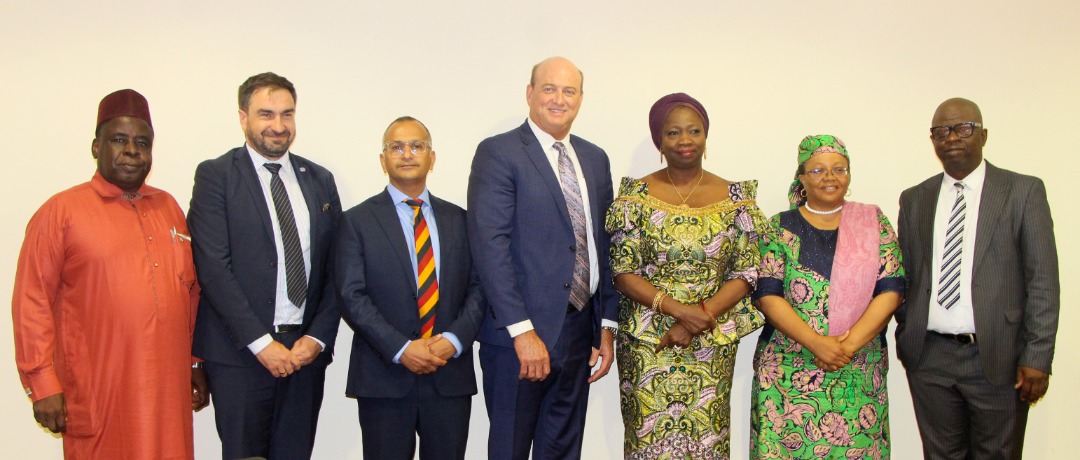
{"left": 247, "top": 126, "right": 293, "bottom": 158}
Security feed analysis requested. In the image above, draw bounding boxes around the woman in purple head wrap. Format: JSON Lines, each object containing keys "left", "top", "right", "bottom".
{"left": 749, "top": 135, "right": 906, "bottom": 458}
{"left": 605, "top": 93, "right": 768, "bottom": 459}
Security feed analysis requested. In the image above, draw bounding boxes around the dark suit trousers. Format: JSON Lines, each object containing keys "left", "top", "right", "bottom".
{"left": 205, "top": 330, "right": 329, "bottom": 460}
{"left": 480, "top": 306, "right": 594, "bottom": 460}
{"left": 907, "top": 332, "right": 1029, "bottom": 460}
{"left": 356, "top": 374, "right": 471, "bottom": 460}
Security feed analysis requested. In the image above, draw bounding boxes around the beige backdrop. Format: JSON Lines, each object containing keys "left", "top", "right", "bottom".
{"left": 2, "top": 1, "right": 1077, "bottom": 458}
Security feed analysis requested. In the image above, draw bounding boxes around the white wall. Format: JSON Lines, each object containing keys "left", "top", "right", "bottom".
{"left": 2, "top": 1, "right": 1077, "bottom": 458}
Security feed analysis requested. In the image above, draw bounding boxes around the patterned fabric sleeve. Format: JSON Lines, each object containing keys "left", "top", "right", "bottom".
{"left": 873, "top": 208, "right": 906, "bottom": 297}
{"left": 726, "top": 182, "right": 770, "bottom": 289}
{"left": 605, "top": 186, "right": 643, "bottom": 278}
{"left": 753, "top": 214, "right": 787, "bottom": 300}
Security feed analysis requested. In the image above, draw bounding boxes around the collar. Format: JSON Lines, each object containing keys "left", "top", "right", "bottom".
{"left": 246, "top": 144, "right": 294, "bottom": 175}
{"left": 386, "top": 183, "right": 431, "bottom": 206}
{"left": 526, "top": 117, "right": 570, "bottom": 148}
{"left": 90, "top": 171, "right": 160, "bottom": 199}
{"left": 942, "top": 159, "right": 986, "bottom": 192}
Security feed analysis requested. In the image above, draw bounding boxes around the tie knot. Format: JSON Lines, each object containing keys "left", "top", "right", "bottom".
{"left": 954, "top": 182, "right": 965, "bottom": 192}
{"left": 405, "top": 199, "right": 424, "bottom": 209}
{"left": 553, "top": 142, "right": 567, "bottom": 155}
{"left": 264, "top": 163, "right": 283, "bottom": 175}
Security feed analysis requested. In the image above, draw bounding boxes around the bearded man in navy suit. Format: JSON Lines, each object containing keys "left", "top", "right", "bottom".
{"left": 467, "top": 56, "right": 620, "bottom": 460}
{"left": 188, "top": 72, "right": 342, "bottom": 459}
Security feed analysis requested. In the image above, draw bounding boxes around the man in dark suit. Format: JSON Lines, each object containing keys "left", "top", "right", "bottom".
{"left": 335, "top": 116, "right": 484, "bottom": 460}
{"left": 188, "top": 72, "right": 342, "bottom": 459}
{"left": 467, "top": 56, "right": 619, "bottom": 460}
{"left": 895, "top": 97, "right": 1060, "bottom": 459}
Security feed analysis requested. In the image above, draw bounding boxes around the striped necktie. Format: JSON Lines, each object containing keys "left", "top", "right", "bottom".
{"left": 406, "top": 199, "right": 438, "bottom": 338}
{"left": 937, "top": 181, "right": 966, "bottom": 309}
{"left": 554, "top": 142, "right": 590, "bottom": 311}
{"left": 264, "top": 163, "right": 307, "bottom": 308}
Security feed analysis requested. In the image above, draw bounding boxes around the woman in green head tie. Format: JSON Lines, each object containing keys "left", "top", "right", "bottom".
{"left": 750, "top": 135, "right": 906, "bottom": 458}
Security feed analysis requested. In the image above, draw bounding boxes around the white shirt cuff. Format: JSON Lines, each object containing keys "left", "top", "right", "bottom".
{"left": 601, "top": 319, "right": 618, "bottom": 330}
{"left": 247, "top": 334, "right": 273, "bottom": 355}
{"left": 305, "top": 335, "right": 326, "bottom": 352}
{"left": 506, "top": 320, "right": 534, "bottom": 338}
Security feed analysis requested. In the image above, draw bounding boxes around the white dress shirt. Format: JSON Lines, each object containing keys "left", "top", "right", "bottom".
{"left": 927, "top": 160, "right": 986, "bottom": 334}
{"left": 244, "top": 146, "right": 323, "bottom": 354}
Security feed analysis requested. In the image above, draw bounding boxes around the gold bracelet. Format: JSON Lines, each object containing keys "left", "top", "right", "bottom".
{"left": 652, "top": 291, "right": 667, "bottom": 314}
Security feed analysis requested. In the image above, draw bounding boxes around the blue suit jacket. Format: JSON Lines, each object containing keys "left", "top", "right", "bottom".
{"left": 335, "top": 190, "right": 484, "bottom": 398}
{"left": 189, "top": 146, "right": 342, "bottom": 366}
{"left": 467, "top": 121, "right": 619, "bottom": 351}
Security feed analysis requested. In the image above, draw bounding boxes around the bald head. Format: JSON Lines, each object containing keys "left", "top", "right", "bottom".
{"left": 530, "top": 57, "right": 584, "bottom": 91}
{"left": 933, "top": 97, "right": 983, "bottom": 125}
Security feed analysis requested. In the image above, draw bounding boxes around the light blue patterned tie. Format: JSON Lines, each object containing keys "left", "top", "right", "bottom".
{"left": 555, "top": 142, "right": 590, "bottom": 310}
{"left": 937, "top": 182, "right": 966, "bottom": 309}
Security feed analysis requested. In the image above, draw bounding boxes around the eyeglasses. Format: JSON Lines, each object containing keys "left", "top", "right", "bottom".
{"left": 930, "top": 122, "right": 982, "bottom": 141}
{"left": 383, "top": 140, "right": 431, "bottom": 156}
{"left": 802, "top": 167, "right": 850, "bottom": 180}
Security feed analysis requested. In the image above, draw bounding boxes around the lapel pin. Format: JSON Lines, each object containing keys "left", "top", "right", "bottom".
{"left": 322, "top": 203, "right": 331, "bottom": 212}
{"left": 299, "top": 167, "right": 307, "bottom": 173}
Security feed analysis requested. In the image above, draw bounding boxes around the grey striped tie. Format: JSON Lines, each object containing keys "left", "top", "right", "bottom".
{"left": 554, "top": 142, "right": 590, "bottom": 311}
{"left": 937, "top": 182, "right": 966, "bottom": 309}
{"left": 264, "top": 163, "right": 307, "bottom": 308}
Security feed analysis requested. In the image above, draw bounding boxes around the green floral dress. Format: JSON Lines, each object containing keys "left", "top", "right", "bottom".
{"left": 751, "top": 208, "right": 905, "bottom": 459}
{"left": 606, "top": 177, "right": 767, "bottom": 460}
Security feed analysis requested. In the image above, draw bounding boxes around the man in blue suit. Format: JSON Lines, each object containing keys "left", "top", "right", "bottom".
{"left": 467, "top": 56, "right": 619, "bottom": 460}
{"left": 188, "top": 72, "right": 342, "bottom": 459}
{"left": 335, "top": 116, "right": 484, "bottom": 460}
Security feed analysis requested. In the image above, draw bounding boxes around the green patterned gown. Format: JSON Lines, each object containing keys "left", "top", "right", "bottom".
{"left": 750, "top": 208, "right": 905, "bottom": 459}
{"left": 606, "top": 177, "right": 767, "bottom": 460}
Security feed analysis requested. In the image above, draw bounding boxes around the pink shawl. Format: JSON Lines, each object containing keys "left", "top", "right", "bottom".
{"left": 827, "top": 202, "right": 880, "bottom": 336}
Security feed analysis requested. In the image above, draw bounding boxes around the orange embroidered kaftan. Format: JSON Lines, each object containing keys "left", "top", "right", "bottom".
{"left": 12, "top": 172, "right": 199, "bottom": 459}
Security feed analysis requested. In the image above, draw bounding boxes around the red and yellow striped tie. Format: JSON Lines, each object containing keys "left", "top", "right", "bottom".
{"left": 406, "top": 199, "right": 438, "bottom": 338}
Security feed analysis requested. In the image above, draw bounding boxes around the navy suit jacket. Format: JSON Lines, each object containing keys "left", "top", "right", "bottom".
{"left": 335, "top": 190, "right": 484, "bottom": 398}
{"left": 895, "top": 161, "right": 1060, "bottom": 385}
{"left": 189, "top": 146, "right": 342, "bottom": 366}
{"left": 467, "top": 121, "right": 619, "bottom": 351}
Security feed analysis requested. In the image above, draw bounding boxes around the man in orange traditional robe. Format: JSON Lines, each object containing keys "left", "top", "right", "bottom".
{"left": 12, "top": 89, "right": 208, "bottom": 459}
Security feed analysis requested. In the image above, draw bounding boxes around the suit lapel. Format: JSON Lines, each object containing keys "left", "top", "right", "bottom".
{"left": 972, "top": 163, "right": 1010, "bottom": 273}
{"left": 234, "top": 149, "right": 276, "bottom": 244}
{"left": 289, "top": 155, "right": 319, "bottom": 237}
{"left": 520, "top": 124, "right": 573, "bottom": 227}
{"left": 570, "top": 136, "right": 603, "bottom": 227}
{"left": 374, "top": 191, "right": 419, "bottom": 294}
{"left": 915, "top": 175, "right": 941, "bottom": 276}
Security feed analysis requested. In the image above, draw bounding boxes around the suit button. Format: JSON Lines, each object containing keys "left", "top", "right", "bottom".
{"left": 564, "top": 283, "right": 571, "bottom": 288}
{"left": 569, "top": 245, "right": 575, "bottom": 252}
{"left": 270, "top": 261, "right": 277, "bottom": 268}
{"left": 411, "top": 331, "right": 420, "bottom": 338}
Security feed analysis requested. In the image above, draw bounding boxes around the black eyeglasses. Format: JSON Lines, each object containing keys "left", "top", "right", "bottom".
{"left": 930, "top": 122, "right": 982, "bottom": 141}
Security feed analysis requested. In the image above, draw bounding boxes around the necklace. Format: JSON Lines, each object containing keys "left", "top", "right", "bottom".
{"left": 804, "top": 202, "right": 844, "bottom": 215}
{"left": 665, "top": 168, "right": 705, "bottom": 208}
